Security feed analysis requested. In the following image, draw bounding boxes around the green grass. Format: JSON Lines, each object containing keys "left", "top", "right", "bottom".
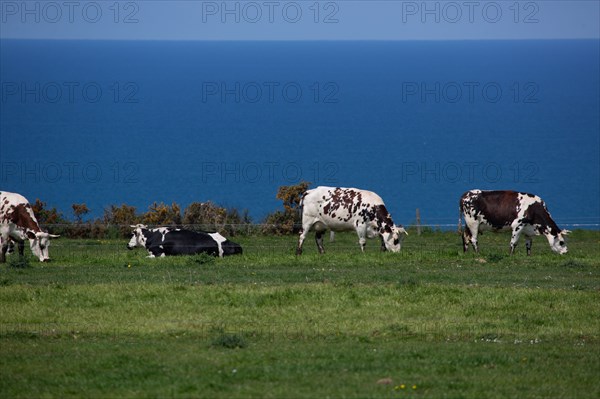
{"left": 1, "top": 230, "right": 599, "bottom": 398}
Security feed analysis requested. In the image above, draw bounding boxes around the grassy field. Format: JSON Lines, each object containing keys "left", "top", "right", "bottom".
{"left": 1, "top": 229, "right": 599, "bottom": 398}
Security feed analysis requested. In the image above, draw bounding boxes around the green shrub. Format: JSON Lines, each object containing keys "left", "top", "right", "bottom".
{"left": 143, "top": 202, "right": 182, "bottom": 226}
{"left": 183, "top": 201, "right": 251, "bottom": 236}
{"left": 103, "top": 204, "right": 141, "bottom": 237}
{"left": 261, "top": 182, "right": 310, "bottom": 235}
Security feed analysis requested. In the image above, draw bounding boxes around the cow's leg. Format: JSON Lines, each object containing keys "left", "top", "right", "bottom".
{"left": 509, "top": 226, "right": 523, "bottom": 255}
{"left": 6, "top": 240, "right": 14, "bottom": 255}
{"left": 380, "top": 235, "right": 387, "bottom": 252}
{"left": 315, "top": 231, "right": 325, "bottom": 254}
{"left": 0, "top": 243, "right": 6, "bottom": 263}
{"left": 0, "top": 233, "right": 8, "bottom": 263}
{"left": 462, "top": 226, "right": 472, "bottom": 252}
{"left": 298, "top": 220, "right": 319, "bottom": 255}
{"left": 355, "top": 226, "right": 367, "bottom": 253}
{"left": 358, "top": 237, "right": 367, "bottom": 253}
{"left": 468, "top": 227, "right": 479, "bottom": 253}
{"left": 463, "top": 222, "right": 479, "bottom": 253}
{"left": 16, "top": 239, "right": 25, "bottom": 257}
{"left": 472, "top": 237, "right": 479, "bottom": 253}
{"left": 297, "top": 226, "right": 310, "bottom": 256}
{"left": 525, "top": 236, "right": 533, "bottom": 256}
{"left": 146, "top": 247, "right": 163, "bottom": 258}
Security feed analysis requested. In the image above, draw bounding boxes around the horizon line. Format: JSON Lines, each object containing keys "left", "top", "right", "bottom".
{"left": 2, "top": 37, "right": 599, "bottom": 42}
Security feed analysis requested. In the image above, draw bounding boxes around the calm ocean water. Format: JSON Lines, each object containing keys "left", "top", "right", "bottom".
{"left": 1, "top": 40, "right": 598, "bottom": 228}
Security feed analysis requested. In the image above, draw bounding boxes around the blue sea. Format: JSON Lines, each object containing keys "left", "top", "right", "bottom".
{"left": 1, "top": 40, "right": 599, "bottom": 228}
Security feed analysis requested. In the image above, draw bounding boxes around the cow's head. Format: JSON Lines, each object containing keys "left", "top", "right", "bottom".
{"left": 127, "top": 224, "right": 148, "bottom": 250}
{"left": 547, "top": 229, "right": 570, "bottom": 254}
{"left": 382, "top": 225, "right": 408, "bottom": 252}
{"left": 26, "top": 231, "right": 60, "bottom": 262}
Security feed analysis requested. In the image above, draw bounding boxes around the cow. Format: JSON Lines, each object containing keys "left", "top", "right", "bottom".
{"left": 0, "top": 191, "right": 60, "bottom": 263}
{"left": 127, "top": 224, "right": 243, "bottom": 258}
{"left": 459, "top": 189, "right": 569, "bottom": 255}
{"left": 296, "top": 186, "right": 408, "bottom": 255}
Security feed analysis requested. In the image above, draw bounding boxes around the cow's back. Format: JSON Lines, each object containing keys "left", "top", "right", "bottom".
{"left": 461, "top": 190, "right": 527, "bottom": 228}
{"left": 1, "top": 192, "right": 31, "bottom": 209}
{"left": 162, "top": 230, "right": 219, "bottom": 256}
{"left": 300, "top": 187, "right": 331, "bottom": 220}
{"left": 0, "top": 191, "right": 40, "bottom": 230}
{"left": 460, "top": 189, "right": 567, "bottom": 254}
{"left": 301, "top": 186, "right": 391, "bottom": 233}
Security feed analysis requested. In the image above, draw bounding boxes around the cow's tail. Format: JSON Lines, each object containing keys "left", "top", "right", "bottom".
{"left": 297, "top": 194, "right": 304, "bottom": 218}
{"left": 294, "top": 193, "right": 306, "bottom": 233}
{"left": 457, "top": 200, "right": 464, "bottom": 235}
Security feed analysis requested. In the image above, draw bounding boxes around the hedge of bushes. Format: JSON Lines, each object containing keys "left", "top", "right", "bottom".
{"left": 33, "top": 182, "right": 310, "bottom": 239}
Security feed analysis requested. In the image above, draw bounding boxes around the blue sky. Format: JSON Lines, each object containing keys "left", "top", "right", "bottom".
{"left": 1, "top": 1, "right": 599, "bottom": 40}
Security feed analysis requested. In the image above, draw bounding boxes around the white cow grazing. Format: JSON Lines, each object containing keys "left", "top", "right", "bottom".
{"left": 297, "top": 186, "right": 407, "bottom": 254}
{"left": 0, "top": 191, "right": 59, "bottom": 262}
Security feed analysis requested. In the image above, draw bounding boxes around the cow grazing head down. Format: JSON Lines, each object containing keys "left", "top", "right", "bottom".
{"left": 459, "top": 189, "right": 569, "bottom": 256}
{"left": 546, "top": 229, "right": 570, "bottom": 254}
{"left": 297, "top": 186, "right": 408, "bottom": 255}
{"left": 381, "top": 225, "right": 409, "bottom": 252}
{"left": 1, "top": 191, "right": 60, "bottom": 263}
{"left": 26, "top": 230, "right": 60, "bottom": 262}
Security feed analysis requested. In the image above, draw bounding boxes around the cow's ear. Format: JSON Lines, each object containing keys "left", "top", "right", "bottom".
{"left": 26, "top": 231, "right": 36, "bottom": 240}
{"left": 561, "top": 229, "right": 571, "bottom": 236}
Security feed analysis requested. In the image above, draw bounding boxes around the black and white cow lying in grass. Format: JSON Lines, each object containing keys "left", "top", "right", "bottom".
{"left": 127, "top": 224, "right": 242, "bottom": 258}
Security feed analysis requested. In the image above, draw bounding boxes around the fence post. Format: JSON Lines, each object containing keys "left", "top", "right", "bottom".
{"left": 416, "top": 208, "right": 421, "bottom": 236}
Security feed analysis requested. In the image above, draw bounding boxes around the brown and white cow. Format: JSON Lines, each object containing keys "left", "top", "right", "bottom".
{"left": 0, "top": 191, "right": 59, "bottom": 262}
{"left": 297, "top": 186, "right": 407, "bottom": 255}
{"left": 459, "top": 189, "right": 569, "bottom": 255}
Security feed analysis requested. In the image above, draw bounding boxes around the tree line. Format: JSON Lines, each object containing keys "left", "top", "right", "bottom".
{"left": 32, "top": 182, "right": 310, "bottom": 238}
